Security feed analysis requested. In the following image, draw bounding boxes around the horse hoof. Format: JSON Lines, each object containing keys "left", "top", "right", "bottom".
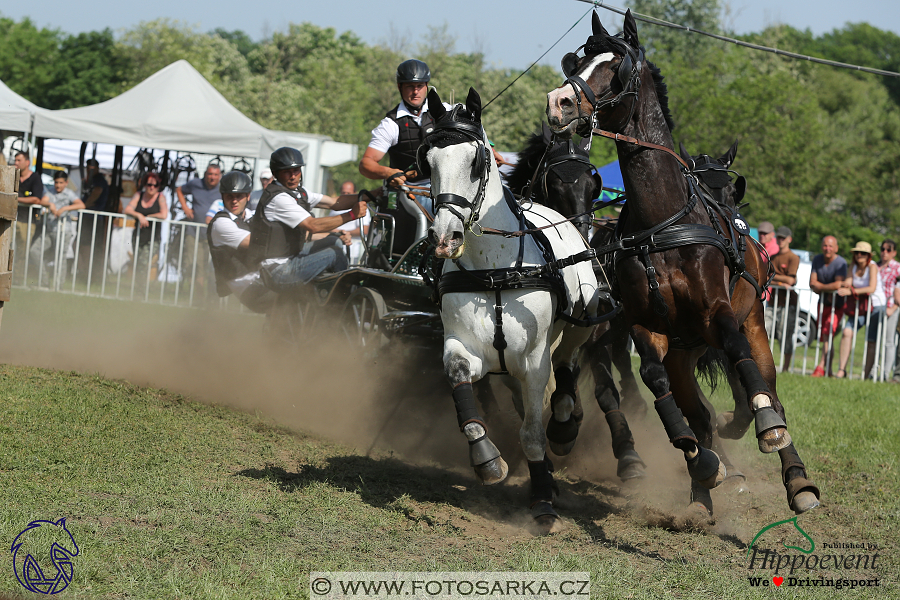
{"left": 548, "top": 439, "right": 577, "bottom": 456}
{"left": 723, "top": 471, "right": 749, "bottom": 494}
{"left": 546, "top": 416, "right": 580, "bottom": 456}
{"left": 717, "top": 411, "right": 751, "bottom": 439}
{"left": 531, "top": 502, "right": 562, "bottom": 535}
{"left": 758, "top": 426, "right": 792, "bottom": 453}
{"left": 791, "top": 491, "right": 821, "bottom": 514}
{"left": 698, "top": 460, "right": 727, "bottom": 489}
{"left": 474, "top": 456, "right": 508, "bottom": 485}
{"left": 686, "top": 447, "right": 726, "bottom": 489}
{"left": 687, "top": 501, "right": 714, "bottom": 523}
{"left": 616, "top": 450, "right": 646, "bottom": 480}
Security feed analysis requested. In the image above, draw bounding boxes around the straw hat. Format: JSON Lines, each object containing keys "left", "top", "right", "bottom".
{"left": 851, "top": 241, "right": 872, "bottom": 254}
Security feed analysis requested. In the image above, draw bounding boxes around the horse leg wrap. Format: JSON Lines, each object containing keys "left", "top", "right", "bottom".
{"left": 528, "top": 457, "right": 558, "bottom": 505}
{"left": 452, "top": 383, "right": 482, "bottom": 431}
{"left": 686, "top": 446, "right": 726, "bottom": 489}
{"left": 604, "top": 410, "right": 635, "bottom": 458}
{"left": 654, "top": 392, "right": 698, "bottom": 449}
{"left": 779, "top": 444, "right": 821, "bottom": 514}
{"left": 734, "top": 358, "right": 774, "bottom": 407}
{"left": 606, "top": 409, "right": 645, "bottom": 480}
{"left": 547, "top": 366, "right": 580, "bottom": 455}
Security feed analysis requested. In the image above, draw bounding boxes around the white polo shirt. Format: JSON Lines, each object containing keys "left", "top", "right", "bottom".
{"left": 209, "top": 208, "right": 259, "bottom": 296}
{"left": 261, "top": 188, "right": 325, "bottom": 266}
{"left": 367, "top": 100, "right": 453, "bottom": 153}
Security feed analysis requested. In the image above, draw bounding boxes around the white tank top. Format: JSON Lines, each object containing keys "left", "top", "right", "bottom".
{"left": 853, "top": 264, "right": 886, "bottom": 307}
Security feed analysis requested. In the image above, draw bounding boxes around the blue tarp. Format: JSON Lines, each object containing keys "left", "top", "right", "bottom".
{"left": 594, "top": 160, "right": 625, "bottom": 203}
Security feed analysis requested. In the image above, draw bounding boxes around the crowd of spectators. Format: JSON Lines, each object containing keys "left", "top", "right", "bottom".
{"left": 759, "top": 220, "right": 900, "bottom": 383}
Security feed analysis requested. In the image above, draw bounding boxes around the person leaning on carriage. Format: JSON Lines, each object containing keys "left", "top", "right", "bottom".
{"left": 207, "top": 171, "right": 275, "bottom": 313}
{"left": 248, "top": 147, "right": 367, "bottom": 297}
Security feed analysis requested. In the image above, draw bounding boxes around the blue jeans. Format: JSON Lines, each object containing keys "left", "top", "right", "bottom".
{"left": 264, "top": 236, "right": 348, "bottom": 296}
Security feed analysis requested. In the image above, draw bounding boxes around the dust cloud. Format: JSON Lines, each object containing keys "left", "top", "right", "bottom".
{"left": 1, "top": 290, "right": 771, "bottom": 529}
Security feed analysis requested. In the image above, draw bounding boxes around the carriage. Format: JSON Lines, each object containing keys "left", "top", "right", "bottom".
{"left": 267, "top": 191, "right": 444, "bottom": 353}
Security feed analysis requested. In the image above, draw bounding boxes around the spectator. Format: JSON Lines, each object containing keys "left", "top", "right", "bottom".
{"left": 768, "top": 226, "right": 800, "bottom": 371}
{"left": 14, "top": 151, "right": 46, "bottom": 250}
{"left": 81, "top": 158, "right": 109, "bottom": 211}
{"left": 206, "top": 167, "right": 274, "bottom": 222}
{"left": 123, "top": 173, "right": 168, "bottom": 250}
{"left": 177, "top": 163, "right": 222, "bottom": 223}
{"left": 329, "top": 180, "right": 371, "bottom": 265}
{"left": 757, "top": 221, "right": 779, "bottom": 260}
{"left": 834, "top": 242, "right": 885, "bottom": 379}
{"left": 176, "top": 163, "right": 222, "bottom": 298}
{"left": 809, "top": 235, "right": 848, "bottom": 377}
{"left": 28, "top": 170, "right": 83, "bottom": 285}
{"left": 248, "top": 167, "right": 273, "bottom": 212}
{"left": 878, "top": 239, "right": 900, "bottom": 381}
{"left": 249, "top": 147, "right": 365, "bottom": 296}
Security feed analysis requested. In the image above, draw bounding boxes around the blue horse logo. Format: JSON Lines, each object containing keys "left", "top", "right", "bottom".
{"left": 11, "top": 518, "right": 80, "bottom": 594}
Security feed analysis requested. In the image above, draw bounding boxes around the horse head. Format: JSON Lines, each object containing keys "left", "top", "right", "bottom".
{"left": 547, "top": 10, "right": 646, "bottom": 138}
{"left": 422, "top": 87, "right": 493, "bottom": 259}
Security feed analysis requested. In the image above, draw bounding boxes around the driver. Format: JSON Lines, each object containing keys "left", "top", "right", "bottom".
{"left": 249, "top": 147, "right": 367, "bottom": 296}
{"left": 207, "top": 171, "right": 274, "bottom": 313}
{"left": 359, "top": 59, "right": 436, "bottom": 193}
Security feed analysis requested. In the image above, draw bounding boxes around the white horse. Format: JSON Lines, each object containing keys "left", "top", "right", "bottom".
{"left": 422, "top": 88, "right": 603, "bottom": 528}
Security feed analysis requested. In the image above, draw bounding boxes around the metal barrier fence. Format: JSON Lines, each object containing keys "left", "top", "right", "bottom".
{"left": 12, "top": 201, "right": 899, "bottom": 382}
{"left": 763, "top": 286, "right": 898, "bottom": 382}
{"left": 11, "top": 204, "right": 223, "bottom": 309}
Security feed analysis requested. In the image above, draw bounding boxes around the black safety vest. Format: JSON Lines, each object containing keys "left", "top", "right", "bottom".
{"left": 386, "top": 105, "right": 434, "bottom": 183}
{"left": 248, "top": 182, "right": 310, "bottom": 265}
{"left": 207, "top": 209, "right": 255, "bottom": 297}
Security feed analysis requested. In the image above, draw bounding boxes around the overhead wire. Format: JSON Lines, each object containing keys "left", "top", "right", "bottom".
{"left": 576, "top": 0, "right": 900, "bottom": 78}
{"left": 482, "top": 6, "right": 595, "bottom": 109}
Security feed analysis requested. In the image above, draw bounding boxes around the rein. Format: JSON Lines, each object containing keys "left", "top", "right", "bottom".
{"left": 591, "top": 127, "right": 691, "bottom": 170}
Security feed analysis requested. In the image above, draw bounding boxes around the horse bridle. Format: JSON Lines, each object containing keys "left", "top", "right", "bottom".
{"left": 562, "top": 45, "right": 644, "bottom": 138}
{"left": 420, "top": 109, "right": 492, "bottom": 233}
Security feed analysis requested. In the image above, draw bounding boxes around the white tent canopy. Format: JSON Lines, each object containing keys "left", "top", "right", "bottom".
{"left": 28, "top": 60, "right": 356, "bottom": 192}
{"left": 0, "top": 79, "right": 41, "bottom": 134}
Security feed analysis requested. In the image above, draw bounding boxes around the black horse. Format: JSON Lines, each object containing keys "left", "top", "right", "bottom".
{"left": 503, "top": 125, "right": 645, "bottom": 481}
{"left": 546, "top": 11, "right": 820, "bottom": 516}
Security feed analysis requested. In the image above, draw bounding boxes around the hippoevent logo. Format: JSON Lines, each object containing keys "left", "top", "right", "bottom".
{"left": 10, "top": 518, "right": 80, "bottom": 594}
{"left": 746, "top": 516, "right": 880, "bottom": 590}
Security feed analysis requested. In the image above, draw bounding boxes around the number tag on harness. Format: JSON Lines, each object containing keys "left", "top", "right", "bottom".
{"left": 732, "top": 214, "right": 749, "bottom": 235}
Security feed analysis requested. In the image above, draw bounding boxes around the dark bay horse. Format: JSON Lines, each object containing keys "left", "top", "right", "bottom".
{"left": 545, "top": 10, "right": 820, "bottom": 515}
{"left": 504, "top": 125, "right": 645, "bottom": 481}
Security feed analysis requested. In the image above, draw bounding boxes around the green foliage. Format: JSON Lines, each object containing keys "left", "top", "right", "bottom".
{"left": 0, "top": 14, "right": 60, "bottom": 104}
{"left": 0, "top": 11, "right": 897, "bottom": 243}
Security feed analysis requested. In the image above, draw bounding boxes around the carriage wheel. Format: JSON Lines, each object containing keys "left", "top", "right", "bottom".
{"left": 341, "top": 287, "right": 388, "bottom": 350}
{"left": 266, "top": 296, "right": 315, "bottom": 349}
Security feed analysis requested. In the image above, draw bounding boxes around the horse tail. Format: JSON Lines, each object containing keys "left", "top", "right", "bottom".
{"left": 695, "top": 346, "right": 728, "bottom": 392}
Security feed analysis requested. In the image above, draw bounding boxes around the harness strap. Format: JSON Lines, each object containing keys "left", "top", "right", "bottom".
{"left": 493, "top": 288, "right": 508, "bottom": 372}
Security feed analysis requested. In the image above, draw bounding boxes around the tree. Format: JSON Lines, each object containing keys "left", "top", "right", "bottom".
{"left": 0, "top": 15, "right": 59, "bottom": 105}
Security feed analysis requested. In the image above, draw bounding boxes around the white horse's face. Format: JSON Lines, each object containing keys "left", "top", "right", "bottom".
{"left": 427, "top": 142, "right": 483, "bottom": 259}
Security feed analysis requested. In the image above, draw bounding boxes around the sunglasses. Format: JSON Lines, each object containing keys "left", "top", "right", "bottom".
{"left": 146, "top": 182, "right": 159, "bottom": 187}
{"left": 882, "top": 246, "right": 894, "bottom": 252}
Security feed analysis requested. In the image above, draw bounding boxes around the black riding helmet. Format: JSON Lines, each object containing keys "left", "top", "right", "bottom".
{"left": 219, "top": 170, "right": 253, "bottom": 194}
{"left": 396, "top": 59, "right": 430, "bottom": 84}
{"left": 269, "top": 147, "right": 305, "bottom": 173}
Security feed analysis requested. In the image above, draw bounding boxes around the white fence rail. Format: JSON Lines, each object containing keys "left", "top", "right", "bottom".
{"left": 763, "top": 287, "right": 896, "bottom": 381}
{"left": 12, "top": 204, "right": 219, "bottom": 308}
{"left": 13, "top": 203, "right": 898, "bottom": 382}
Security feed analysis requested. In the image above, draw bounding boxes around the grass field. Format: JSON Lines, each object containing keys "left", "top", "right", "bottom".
{"left": 0, "top": 290, "right": 898, "bottom": 599}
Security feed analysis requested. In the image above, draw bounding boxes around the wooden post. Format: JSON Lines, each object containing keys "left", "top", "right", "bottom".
{"left": 0, "top": 160, "right": 18, "bottom": 329}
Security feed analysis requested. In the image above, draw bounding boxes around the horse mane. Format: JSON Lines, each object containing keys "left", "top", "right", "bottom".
{"left": 646, "top": 58, "right": 675, "bottom": 132}
{"left": 505, "top": 129, "right": 547, "bottom": 194}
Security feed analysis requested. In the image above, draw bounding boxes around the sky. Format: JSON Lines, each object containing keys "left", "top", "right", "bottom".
{"left": 3, "top": 0, "right": 898, "bottom": 71}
